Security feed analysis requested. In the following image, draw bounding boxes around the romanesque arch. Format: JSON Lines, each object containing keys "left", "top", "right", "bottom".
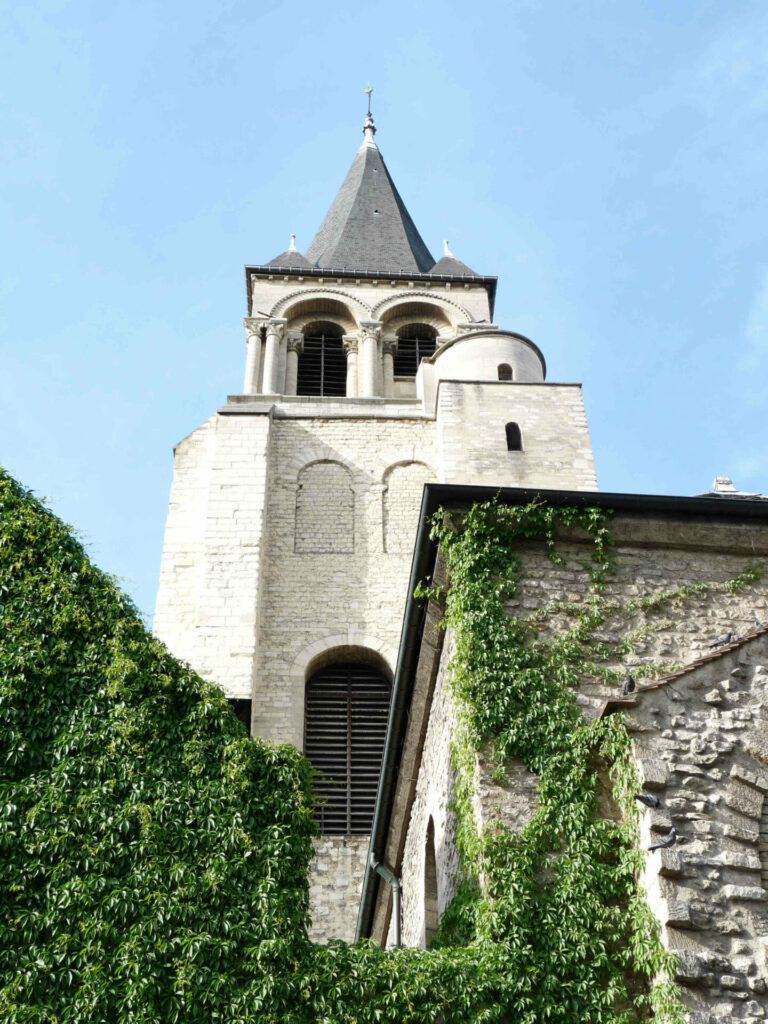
{"left": 269, "top": 287, "right": 371, "bottom": 325}
{"left": 371, "top": 291, "right": 471, "bottom": 326}
{"left": 382, "top": 460, "right": 435, "bottom": 554}
{"left": 295, "top": 460, "right": 354, "bottom": 553}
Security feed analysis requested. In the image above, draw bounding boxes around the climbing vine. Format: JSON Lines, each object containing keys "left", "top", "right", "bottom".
{"left": 0, "top": 474, "right": 762, "bottom": 1023}
{"left": 425, "top": 498, "right": 759, "bottom": 1022}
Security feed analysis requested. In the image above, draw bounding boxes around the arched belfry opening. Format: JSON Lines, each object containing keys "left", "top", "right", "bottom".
{"left": 297, "top": 321, "right": 347, "bottom": 396}
{"left": 304, "top": 654, "right": 392, "bottom": 835}
{"left": 393, "top": 323, "right": 438, "bottom": 378}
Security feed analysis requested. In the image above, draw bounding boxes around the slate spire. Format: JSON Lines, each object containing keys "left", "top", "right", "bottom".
{"left": 305, "top": 104, "right": 435, "bottom": 274}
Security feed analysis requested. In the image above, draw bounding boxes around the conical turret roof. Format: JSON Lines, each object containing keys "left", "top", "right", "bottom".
{"left": 428, "top": 241, "right": 477, "bottom": 276}
{"left": 306, "top": 116, "right": 434, "bottom": 274}
{"left": 265, "top": 234, "right": 313, "bottom": 270}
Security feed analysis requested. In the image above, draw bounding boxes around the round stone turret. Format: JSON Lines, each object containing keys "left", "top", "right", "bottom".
{"left": 430, "top": 329, "right": 546, "bottom": 384}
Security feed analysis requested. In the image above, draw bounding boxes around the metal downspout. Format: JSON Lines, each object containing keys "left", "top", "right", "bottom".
{"left": 370, "top": 855, "right": 401, "bottom": 947}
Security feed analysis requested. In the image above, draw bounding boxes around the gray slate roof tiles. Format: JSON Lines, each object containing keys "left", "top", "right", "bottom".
{"left": 305, "top": 142, "right": 435, "bottom": 274}
{"left": 428, "top": 254, "right": 478, "bottom": 276}
{"left": 265, "top": 248, "right": 314, "bottom": 270}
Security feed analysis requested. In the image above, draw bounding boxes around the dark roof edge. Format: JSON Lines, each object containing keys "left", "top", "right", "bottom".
{"left": 355, "top": 483, "right": 768, "bottom": 940}
{"left": 244, "top": 266, "right": 499, "bottom": 320}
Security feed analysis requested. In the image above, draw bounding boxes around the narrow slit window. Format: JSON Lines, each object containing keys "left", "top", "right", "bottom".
{"left": 424, "top": 818, "right": 438, "bottom": 948}
{"left": 505, "top": 422, "right": 522, "bottom": 451}
{"left": 304, "top": 662, "right": 391, "bottom": 835}
{"left": 498, "top": 363, "right": 513, "bottom": 381}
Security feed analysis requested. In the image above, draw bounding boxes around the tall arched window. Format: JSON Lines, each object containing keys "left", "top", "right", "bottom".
{"left": 505, "top": 422, "right": 523, "bottom": 451}
{"left": 297, "top": 321, "right": 347, "bottom": 396}
{"left": 393, "top": 324, "right": 438, "bottom": 377}
{"left": 304, "top": 661, "right": 391, "bottom": 834}
{"left": 424, "top": 817, "right": 439, "bottom": 948}
{"left": 498, "top": 363, "right": 513, "bottom": 381}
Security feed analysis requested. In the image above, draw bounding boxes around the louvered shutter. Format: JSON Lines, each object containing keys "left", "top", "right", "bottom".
{"left": 297, "top": 333, "right": 347, "bottom": 396}
{"left": 304, "top": 663, "right": 391, "bottom": 835}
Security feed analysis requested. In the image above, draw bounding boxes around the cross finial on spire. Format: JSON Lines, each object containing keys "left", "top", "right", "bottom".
{"left": 288, "top": 233, "right": 297, "bottom": 251}
{"left": 443, "top": 240, "right": 454, "bottom": 257}
{"left": 362, "top": 84, "right": 377, "bottom": 145}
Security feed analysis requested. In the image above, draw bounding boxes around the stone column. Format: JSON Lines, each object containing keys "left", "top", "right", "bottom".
{"left": 285, "top": 331, "right": 303, "bottom": 396}
{"left": 262, "top": 318, "right": 287, "bottom": 394}
{"left": 343, "top": 336, "right": 359, "bottom": 397}
{"left": 242, "top": 318, "right": 263, "bottom": 394}
{"left": 382, "top": 338, "right": 397, "bottom": 398}
{"left": 360, "top": 321, "right": 383, "bottom": 398}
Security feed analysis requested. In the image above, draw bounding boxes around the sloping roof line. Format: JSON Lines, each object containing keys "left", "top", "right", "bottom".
{"left": 429, "top": 254, "right": 478, "bottom": 276}
{"left": 264, "top": 248, "right": 313, "bottom": 270}
{"left": 600, "top": 622, "right": 768, "bottom": 718}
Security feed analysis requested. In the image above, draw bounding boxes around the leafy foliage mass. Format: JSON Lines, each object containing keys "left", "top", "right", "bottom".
{"left": 0, "top": 470, "right": 319, "bottom": 1021}
{"left": 6, "top": 475, "right": 751, "bottom": 1021}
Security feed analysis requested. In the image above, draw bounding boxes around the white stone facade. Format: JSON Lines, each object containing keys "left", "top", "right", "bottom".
{"left": 155, "top": 224, "right": 598, "bottom": 943}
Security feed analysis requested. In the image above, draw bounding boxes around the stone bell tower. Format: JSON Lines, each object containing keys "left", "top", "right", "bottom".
{"left": 154, "top": 100, "right": 598, "bottom": 942}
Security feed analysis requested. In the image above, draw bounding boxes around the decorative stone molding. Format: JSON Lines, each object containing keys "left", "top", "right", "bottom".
{"left": 286, "top": 330, "right": 304, "bottom": 354}
{"left": 371, "top": 291, "right": 472, "bottom": 324}
{"left": 382, "top": 338, "right": 398, "bottom": 357}
{"left": 269, "top": 287, "right": 372, "bottom": 321}
{"left": 265, "top": 317, "right": 287, "bottom": 341}
{"left": 359, "top": 320, "right": 383, "bottom": 342}
{"left": 243, "top": 317, "right": 264, "bottom": 341}
{"left": 342, "top": 335, "right": 359, "bottom": 355}
{"left": 456, "top": 321, "right": 497, "bottom": 332}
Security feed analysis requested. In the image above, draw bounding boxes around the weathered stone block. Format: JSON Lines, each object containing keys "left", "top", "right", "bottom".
{"left": 724, "top": 822, "right": 760, "bottom": 844}
{"left": 721, "top": 884, "right": 767, "bottom": 902}
{"left": 666, "top": 899, "right": 694, "bottom": 927}
{"left": 659, "top": 850, "right": 685, "bottom": 877}
{"left": 721, "top": 975, "right": 746, "bottom": 989}
{"left": 744, "top": 728, "right": 768, "bottom": 765}
{"left": 732, "top": 764, "right": 768, "bottom": 793}
{"left": 636, "top": 757, "right": 669, "bottom": 790}
{"left": 726, "top": 781, "right": 764, "bottom": 819}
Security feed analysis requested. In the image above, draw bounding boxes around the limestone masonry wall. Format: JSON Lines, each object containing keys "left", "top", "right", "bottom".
{"left": 397, "top": 634, "right": 460, "bottom": 948}
{"left": 436, "top": 382, "right": 597, "bottom": 489}
{"left": 254, "top": 414, "right": 438, "bottom": 748}
{"left": 627, "top": 637, "right": 768, "bottom": 1023}
{"left": 309, "top": 836, "right": 369, "bottom": 944}
{"left": 395, "top": 510, "right": 768, "bottom": 1020}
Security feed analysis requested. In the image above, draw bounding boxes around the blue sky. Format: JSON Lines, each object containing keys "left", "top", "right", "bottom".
{"left": 2, "top": 0, "right": 767, "bottom": 622}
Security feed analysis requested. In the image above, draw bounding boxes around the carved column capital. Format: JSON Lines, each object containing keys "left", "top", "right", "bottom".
{"left": 286, "top": 330, "right": 304, "bottom": 354}
{"left": 343, "top": 334, "right": 359, "bottom": 355}
{"left": 265, "top": 317, "right": 287, "bottom": 340}
{"left": 243, "top": 317, "right": 264, "bottom": 341}
{"left": 359, "top": 320, "right": 383, "bottom": 343}
{"left": 382, "top": 337, "right": 398, "bottom": 357}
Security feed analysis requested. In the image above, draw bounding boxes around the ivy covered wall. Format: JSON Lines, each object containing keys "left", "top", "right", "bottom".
{"left": 379, "top": 497, "right": 768, "bottom": 1023}
{"left": 3, "top": 470, "right": 768, "bottom": 1023}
